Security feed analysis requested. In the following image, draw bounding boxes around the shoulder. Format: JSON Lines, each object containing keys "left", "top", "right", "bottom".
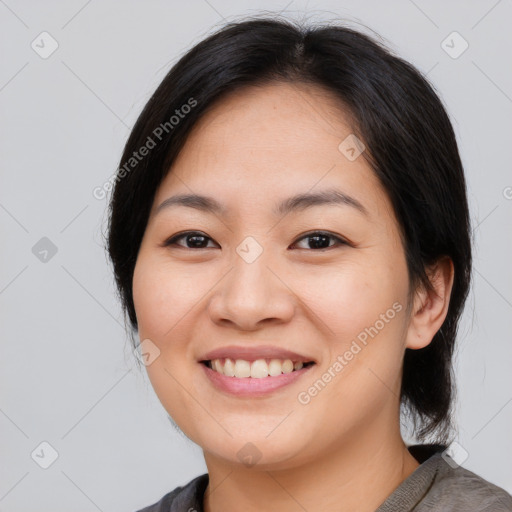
{"left": 134, "top": 473, "right": 209, "bottom": 512}
{"left": 379, "top": 445, "right": 512, "bottom": 512}
{"left": 426, "top": 453, "right": 512, "bottom": 511}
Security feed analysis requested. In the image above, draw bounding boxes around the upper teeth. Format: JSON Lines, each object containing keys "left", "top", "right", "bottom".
{"left": 209, "top": 358, "right": 304, "bottom": 378}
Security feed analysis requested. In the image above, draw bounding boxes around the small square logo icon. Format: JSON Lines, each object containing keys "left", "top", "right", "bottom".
{"left": 32, "top": 237, "right": 58, "bottom": 263}
{"left": 441, "top": 31, "right": 468, "bottom": 59}
{"left": 441, "top": 441, "right": 469, "bottom": 468}
{"left": 134, "top": 338, "right": 161, "bottom": 366}
{"left": 338, "top": 134, "right": 366, "bottom": 161}
{"left": 31, "top": 31, "right": 59, "bottom": 59}
{"left": 236, "top": 236, "right": 263, "bottom": 264}
{"left": 236, "top": 442, "right": 262, "bottom": 468}
{"left": 31, "top": 441, "right": 59, "bottom": 469}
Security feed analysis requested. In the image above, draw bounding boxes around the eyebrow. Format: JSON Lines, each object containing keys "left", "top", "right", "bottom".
{"left": 155, "top": 188, "right": 369, "bottom": 218}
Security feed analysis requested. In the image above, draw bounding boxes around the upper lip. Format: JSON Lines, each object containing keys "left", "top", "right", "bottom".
{"left": 199, "top": 345, "right": 316, "bottom": 363}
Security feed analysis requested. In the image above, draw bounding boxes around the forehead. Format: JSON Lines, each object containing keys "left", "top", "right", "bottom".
{"left": 152, "top": 82, "right": 392, "bottom": 222}
{"left": 183, "top": 81, "right": 355, "bottom": 156}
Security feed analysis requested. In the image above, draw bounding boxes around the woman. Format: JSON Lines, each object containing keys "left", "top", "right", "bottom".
{"left": 106, "top": 16, "right": 512, "bottom": 512}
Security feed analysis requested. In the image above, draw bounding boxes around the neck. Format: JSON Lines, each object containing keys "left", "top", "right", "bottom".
{"left": 202, "top": 420, "right": 420, "bottom": 512}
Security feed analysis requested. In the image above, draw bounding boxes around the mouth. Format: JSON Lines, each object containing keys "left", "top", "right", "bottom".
{"left": 200, "top": 358, "right": 316, "bottom": 399}
{"left": 200, "top": 358, "right": 316, "bottom": 378}
{"left": 197, "top": 345, "right": 317, "bottom": 396}
{"left": 200, "top": 357, "right": 316, "bottom": 397}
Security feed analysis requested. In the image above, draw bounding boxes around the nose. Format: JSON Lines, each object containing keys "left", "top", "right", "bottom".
{"left": 207, "top": 253, "right": 296, "bottom": 331}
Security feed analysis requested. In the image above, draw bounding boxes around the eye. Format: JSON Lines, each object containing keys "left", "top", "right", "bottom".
{"left": 163, "top": 231, "right": 218, "bottom": 249}
{"left": 163, "top": 230, "right": 349, "bottom": 251}
{"left": 291, "top": 231, "right": 348, "bottom": 250}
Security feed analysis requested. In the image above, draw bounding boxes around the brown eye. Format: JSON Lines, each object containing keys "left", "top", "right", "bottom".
{"left": 292, "top": 231, "right": 348, "bottom": 250}
{"left": 164, "top": 231, "right": 218, "bottom": 249}
{"left": 163, "top": 230, "right": 348, "bottom": 251}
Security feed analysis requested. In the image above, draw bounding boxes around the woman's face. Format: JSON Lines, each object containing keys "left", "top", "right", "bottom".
{"left": 132, "top": 82, "right": 415, "bottom": 469}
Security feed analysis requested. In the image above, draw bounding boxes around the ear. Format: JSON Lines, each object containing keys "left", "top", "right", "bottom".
{"left": 405, "top": 256, "right": 455, "bottom": 350}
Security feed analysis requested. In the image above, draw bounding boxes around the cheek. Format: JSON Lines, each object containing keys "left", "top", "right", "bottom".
{"left": 132, "top": 255, "right": 197, "bottom": 339}
{"left": 295, "top": 260, "right": 409, "bottom": 402}
{"left": 293, "top": 261, "right": 407, "bottom": 341}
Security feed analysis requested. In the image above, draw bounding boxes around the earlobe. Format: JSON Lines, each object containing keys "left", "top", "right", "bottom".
{"left": 405, "top": 257, "right": 455, "bottom": 350}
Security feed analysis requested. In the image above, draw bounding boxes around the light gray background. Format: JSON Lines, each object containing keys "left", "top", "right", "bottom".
{"left": 1, "top": 1, "right": 511, "bottom": 511}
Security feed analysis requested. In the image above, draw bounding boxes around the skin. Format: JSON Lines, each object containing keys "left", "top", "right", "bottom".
{"left": 132, "top": 82, "right": 454, "bottom": 512}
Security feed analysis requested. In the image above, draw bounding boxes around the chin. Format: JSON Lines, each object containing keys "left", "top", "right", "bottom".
{"left": 199, "top": 429, "right": 311, "bottom": 470}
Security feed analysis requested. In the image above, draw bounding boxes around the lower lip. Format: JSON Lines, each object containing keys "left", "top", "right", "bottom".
{"left": 200, "top": 362, "right": 315, "bottom": 398}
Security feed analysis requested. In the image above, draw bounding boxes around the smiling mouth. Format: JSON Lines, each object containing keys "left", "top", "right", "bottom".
{"left": 201, "top": 358, "right": 316, "bottom": 378}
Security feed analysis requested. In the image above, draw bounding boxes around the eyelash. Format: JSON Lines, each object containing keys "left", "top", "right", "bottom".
{"left": 163, "top": 230, "right": 349, "bottom": 251}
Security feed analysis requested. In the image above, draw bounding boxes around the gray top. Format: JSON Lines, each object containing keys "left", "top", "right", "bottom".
{"left": 136, "top": 444, "right": 512, "bottom": 511}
